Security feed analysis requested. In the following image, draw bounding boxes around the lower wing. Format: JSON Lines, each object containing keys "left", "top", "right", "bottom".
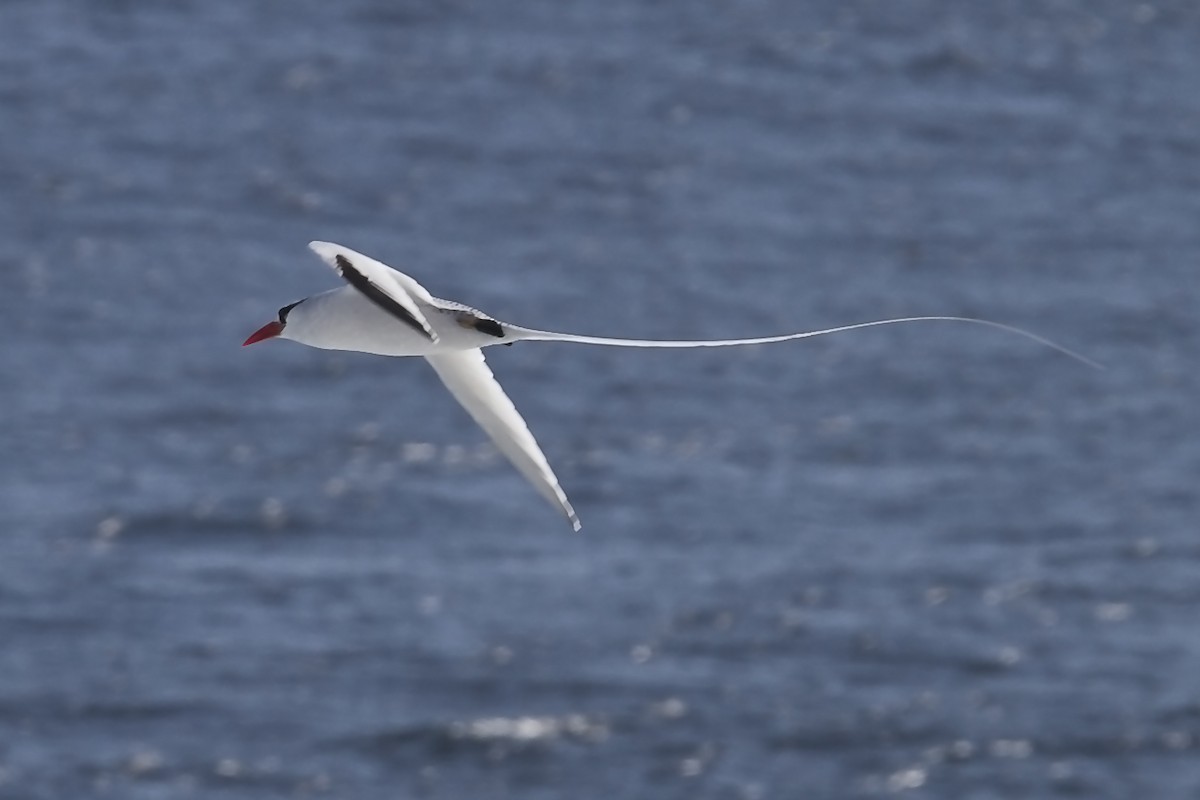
{"left": 424, "top": 349, "right": 581, "bottom": 531}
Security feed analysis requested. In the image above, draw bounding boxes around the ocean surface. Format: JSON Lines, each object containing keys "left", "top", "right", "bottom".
{"left": 2, "top": 1, "right": 1199, "bottom": 798}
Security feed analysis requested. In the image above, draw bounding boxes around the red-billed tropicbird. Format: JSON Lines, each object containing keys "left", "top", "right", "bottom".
{"left": 244, "top": 241, "right": 1096, "bottom": 531}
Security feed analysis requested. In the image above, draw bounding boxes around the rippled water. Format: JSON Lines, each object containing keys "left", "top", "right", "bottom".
{"left": 3, "top": 1, "right": 1199, "bottom": 798}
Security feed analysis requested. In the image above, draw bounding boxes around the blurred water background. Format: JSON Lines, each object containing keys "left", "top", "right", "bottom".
{"left": 2, "top": 1, "right": 1199, "bottom": 798}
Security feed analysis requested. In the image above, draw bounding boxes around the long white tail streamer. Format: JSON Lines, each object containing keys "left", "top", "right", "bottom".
{"left": 505, "top": 316, "right": 1102, "bottom": 370}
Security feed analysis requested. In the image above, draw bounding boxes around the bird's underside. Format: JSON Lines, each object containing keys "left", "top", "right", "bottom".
{"left": 246, "top": 241, "right": 1098, "bottom": 531}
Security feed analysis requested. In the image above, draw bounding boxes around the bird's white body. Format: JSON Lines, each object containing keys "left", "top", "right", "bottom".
{"left": 284, "top": 287, "right": 496, "bottom": 356}
{"left": 245, "top": 241, "right": 1096, "bottom": 532}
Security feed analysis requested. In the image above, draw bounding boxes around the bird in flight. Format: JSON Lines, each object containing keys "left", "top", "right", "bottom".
{"left": 244, "top": 241, "right": 1096, "bottom": 531}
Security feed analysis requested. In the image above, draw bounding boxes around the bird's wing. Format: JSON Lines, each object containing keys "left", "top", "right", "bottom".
{"left": 309, "top": 241, "right": 438, "bottom": 343}
{"left": 424, "top": 349, "right": 581, "bottom": 531}
{"left": 501, "top": 317, "right": 1100, "bottom": 368}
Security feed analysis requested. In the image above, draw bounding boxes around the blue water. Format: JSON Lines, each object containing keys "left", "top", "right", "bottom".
{"left": 3, "top": 1, "right": 1199, "bottom": 797}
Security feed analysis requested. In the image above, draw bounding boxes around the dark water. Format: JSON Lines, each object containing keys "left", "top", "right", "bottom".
{"left": 3, "top": 1, "right": 1199, "bottom": 797}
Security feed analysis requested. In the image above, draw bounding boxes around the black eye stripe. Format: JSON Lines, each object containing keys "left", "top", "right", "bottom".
{"left": 278, "top": 300, "right": 303, "bottom": 323}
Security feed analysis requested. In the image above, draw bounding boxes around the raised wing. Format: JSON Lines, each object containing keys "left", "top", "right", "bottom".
{"left": 501, "top": 316, "right": 1101, "bottom": 368}
{"left": 425, "top": 349, "right": 581, "bottom": 531}
{"left": 309, "top": 241, "right": 438, "bottom": 343}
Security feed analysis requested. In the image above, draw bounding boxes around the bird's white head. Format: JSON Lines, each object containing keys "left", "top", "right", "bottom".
{"left": 242, "top": 299, "right": 305, "bottom": 346}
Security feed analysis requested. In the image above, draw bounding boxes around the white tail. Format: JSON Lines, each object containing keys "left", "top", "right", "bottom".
{"left": 502, "top": 316, "right": 1102, "bottom": 369}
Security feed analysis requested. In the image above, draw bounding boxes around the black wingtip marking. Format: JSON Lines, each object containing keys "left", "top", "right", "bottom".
{"left": 473, "top": 318, "right": 505, "bottom": 338}
{"left": 334, "top": 253, "right": 365, "bottom": 286}
{"left": 332, "top": 253, "right": 433, "bottom": 341}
